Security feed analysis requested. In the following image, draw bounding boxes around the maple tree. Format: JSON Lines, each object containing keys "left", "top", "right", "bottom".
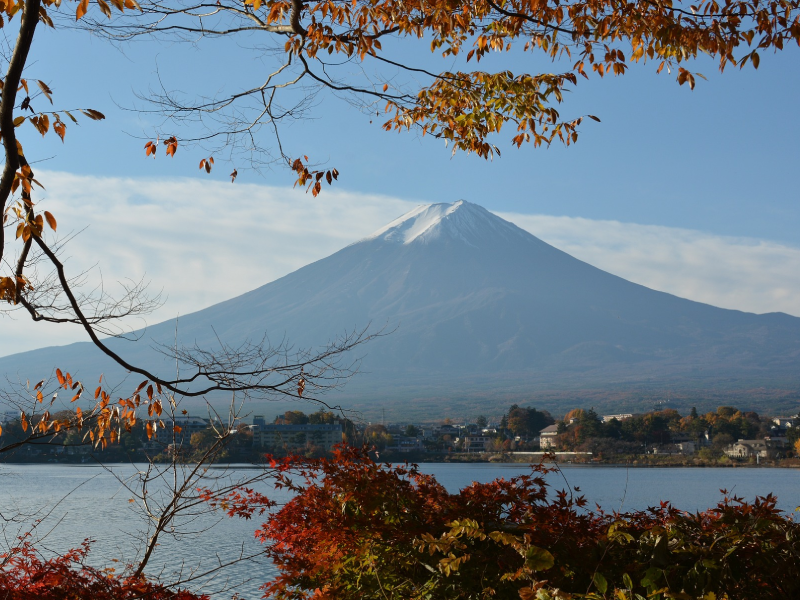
{"left": 1, "top": 538, "right": 208, "bottom": 600}
{"left": 212, "top": 446, "right": 800, "bottom": 600}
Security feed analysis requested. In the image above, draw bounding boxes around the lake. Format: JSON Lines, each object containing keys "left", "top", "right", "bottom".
{"left": 1, "top": 463, "right": 797, "bottom": 598}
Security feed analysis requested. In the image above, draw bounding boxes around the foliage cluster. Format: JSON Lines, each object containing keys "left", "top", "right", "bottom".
{"left": 0, "top": 540, "right": 205, "bottom": 600}
{"left": 503, "top": 404, "right": 555, "bottom": 439}
{"left": 555, "top": 406, "right": 775, "bottom": 454}
{"left": 228, "top": 447, "right": 800, "bottom": 600}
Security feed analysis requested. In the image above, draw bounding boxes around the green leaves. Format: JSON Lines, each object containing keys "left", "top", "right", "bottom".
{"left": 593, "top": 571, "right": 608, "bottom": 594}
{"left": 525, "top": 545, "right": 555, "bottom": 572}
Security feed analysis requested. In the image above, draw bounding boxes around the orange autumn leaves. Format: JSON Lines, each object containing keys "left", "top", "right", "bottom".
{"left": 75, "top": 0, "right": 140, "bottom": 21}
{"left": 208, "top": 446, "right": 800, "bottom": 600}
{"left": 0, "top": 369, "right": 171, "bottom": 452}
{"left": 0, "top": 540, "right": 207, "bottom": 600}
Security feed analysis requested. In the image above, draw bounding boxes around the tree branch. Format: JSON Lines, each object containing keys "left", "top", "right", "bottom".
{"left": 0, "top": 0, "right": 42, "bottom": 267}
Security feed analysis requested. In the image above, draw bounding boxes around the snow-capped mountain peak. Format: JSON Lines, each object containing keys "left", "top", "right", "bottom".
{"left": 364, "top": 200, "right": 522, "bottom": 246}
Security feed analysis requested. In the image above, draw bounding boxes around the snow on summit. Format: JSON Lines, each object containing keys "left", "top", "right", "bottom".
{"left": 364, "top": 200, "right": 523, "bottom": 246}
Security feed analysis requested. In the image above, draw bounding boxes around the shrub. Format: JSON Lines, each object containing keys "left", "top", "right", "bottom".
{"left": 242, "top": 447, "right": 800, "bottom": 600}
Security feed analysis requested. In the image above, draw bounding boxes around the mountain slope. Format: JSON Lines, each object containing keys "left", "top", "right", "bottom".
{"left": 2, "top": 200, "right": 799, "bottom": 406}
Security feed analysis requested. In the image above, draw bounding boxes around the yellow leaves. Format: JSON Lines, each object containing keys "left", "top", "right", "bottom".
{"left": 30, "top": 113, "right": 49, "bottom": 137}
{"left": 488, "top": 531, "right": 519, "bottom": 546}
{"left": 144, "top": 140, "right": 157, "bottom": 157}
{"left": 13, "top": 115, "right": 25, "bottom": 127}
{"left": 20, "top": 411, "right": 28, "bottom": 432}
{"left": 438, "top": 554, "right": 468, "bottom": 577}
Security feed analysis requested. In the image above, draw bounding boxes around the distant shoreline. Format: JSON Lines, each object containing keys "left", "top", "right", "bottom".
{"left": 3, "top": 456, "right": 799, "bottom": 468}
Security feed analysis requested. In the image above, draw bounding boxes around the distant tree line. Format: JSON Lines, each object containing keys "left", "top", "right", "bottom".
{"left": 553, "top": 406, "right": 780, "bottom": 457}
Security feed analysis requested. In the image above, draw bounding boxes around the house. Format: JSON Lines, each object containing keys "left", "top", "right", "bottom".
{"left": 385, "top": 435, "right": 425, "bottom": 453}
{"left": 435, "top": 424, "right": 460, "bottom": 437}
{"left": 724, "top": 438, "right": 788, "bottom": 459}
{"left": 456, "top": 435, "right": 493, "bottom": 453}
{"left": 539, "top": 424, "right": 560, "bottom": 449}
{"left": 602, "top": 413, "right": 634, "bottom": 423}
{"left": 254, "top": 423, "right": 343, "bottom": 451}
{"left": 773, "top": 417, "right": 797, "bottom": 429}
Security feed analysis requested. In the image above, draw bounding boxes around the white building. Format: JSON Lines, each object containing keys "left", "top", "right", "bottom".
{"left": 773, "top": 417, "right": 797, "bottom": 429}
{"left": 254, "top": 423, "right": 343, "bottom": 451}
{"left": 724, "top": 438, "right": 788, "bottom": 459}
{"left": 539, "top": 424, "right": 560, "bottom": 449}
{"left": 456, "top": 435, "right": 493, "bottom": 453}
{"left": 602, "top": 413, "right": 634, "bottom": 423}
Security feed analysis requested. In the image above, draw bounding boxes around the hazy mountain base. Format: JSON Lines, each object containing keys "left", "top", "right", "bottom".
{"left": 243, "top": 375, "right": 800, "bottom": 423}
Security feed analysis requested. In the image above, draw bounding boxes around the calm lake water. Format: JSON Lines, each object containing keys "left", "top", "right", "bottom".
{"left": 1, "top": 463, "right": 797, "bottom": 598}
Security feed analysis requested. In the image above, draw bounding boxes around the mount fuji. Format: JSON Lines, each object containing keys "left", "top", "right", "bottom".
{"left": 2, "top": 200, "right": 800, "bottom": 415}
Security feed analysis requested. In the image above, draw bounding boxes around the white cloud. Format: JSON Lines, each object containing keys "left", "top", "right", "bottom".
{"left": 500, "top": 213, "right": 800, "bottom": 318}
{"left": 1, "top": 172, "right": 417, "bottom": 356}
{"left": 2, "top": 172, "right": 798, "bottom": 357}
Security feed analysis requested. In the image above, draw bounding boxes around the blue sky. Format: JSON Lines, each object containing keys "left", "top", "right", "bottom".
{"left": 2, "top": 14, "right": 798, "bottom": 354}
{"left": 24, "top": 23, "right": 799, "bottom": 242}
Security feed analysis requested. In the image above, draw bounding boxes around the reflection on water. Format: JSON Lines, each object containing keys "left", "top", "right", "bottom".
{"left": 1, "top": 462, "right": 797, "bottom": 598}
